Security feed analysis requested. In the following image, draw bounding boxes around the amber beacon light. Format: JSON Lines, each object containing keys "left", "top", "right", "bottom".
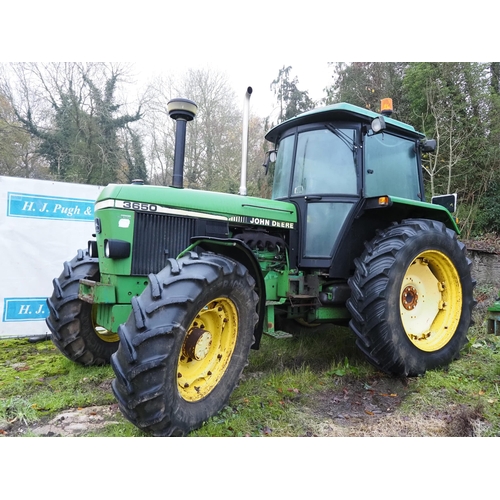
{"left": 380, "top": 98, "right": 393, "bottom": 116}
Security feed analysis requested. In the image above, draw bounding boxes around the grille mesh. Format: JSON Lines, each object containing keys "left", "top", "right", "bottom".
{"left": 131, "top": 212, "right": 196, "bottom": 275}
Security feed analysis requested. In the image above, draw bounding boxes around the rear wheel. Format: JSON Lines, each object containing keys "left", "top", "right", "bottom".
{"left": 46, "top": 249, "right": 119, "bottom": 366}
{"left": 111, "top": 252, "right": 259, "bottom": 436}
{"left": 347, "top": 219, "right": 475, "bottom": 376}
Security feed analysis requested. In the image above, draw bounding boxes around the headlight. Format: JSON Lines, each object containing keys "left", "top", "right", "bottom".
{"left": 88, "top": 240, "right": 98, "bottom": 258}
{"left": 104, "top": 239, "right": 131, "bottom": 259}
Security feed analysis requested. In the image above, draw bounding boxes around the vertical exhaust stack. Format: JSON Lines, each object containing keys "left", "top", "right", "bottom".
{"left": 239, "top": 87, "right": 253, "bottom": 196}
{"left": 167, "top": 98, "right": 198, "bottom": 188}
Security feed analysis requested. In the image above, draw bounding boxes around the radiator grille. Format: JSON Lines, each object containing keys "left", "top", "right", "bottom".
{"left": 131, "top": 212, "right": 197, "bottom": 275}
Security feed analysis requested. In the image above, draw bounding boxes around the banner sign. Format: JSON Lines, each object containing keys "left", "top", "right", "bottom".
{"left": 0, "top": 176, "right": 103, "bottom": 338}
{"left": 3, "top": 298, "right": 49, "bottom": 322}
{"left": 7, "top": 192, "right": 95, "bottom": 221}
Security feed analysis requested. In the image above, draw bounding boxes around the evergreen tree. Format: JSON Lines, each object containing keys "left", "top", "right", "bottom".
{"left": 270, "top": 65, "right": 315, "bottom": 123}
{"left": 325, "top": 62, "right": 407, "bottom": 118}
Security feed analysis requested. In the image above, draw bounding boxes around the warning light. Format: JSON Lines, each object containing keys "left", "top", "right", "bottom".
{"left": 380, "top": 98, "right": 393, "bottom": 117}
{"left": 378, "top": 196, "right": 390, "bottom": 206}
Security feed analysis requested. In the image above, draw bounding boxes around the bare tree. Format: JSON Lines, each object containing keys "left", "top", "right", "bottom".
{"left": 0, "top": 70, "right": 49, "bottom": 179}
{"left": 139, "top": 67, "right": 266, "bottom": 194}
{"left": 0, "top": 62, "right": 142, "bottom": 185}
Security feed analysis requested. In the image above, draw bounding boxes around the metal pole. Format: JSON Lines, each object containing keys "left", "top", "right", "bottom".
{"left": 239, "top": 87, "right": 253, "bottom": 196}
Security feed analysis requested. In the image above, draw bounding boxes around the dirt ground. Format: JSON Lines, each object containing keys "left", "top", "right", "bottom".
{"left": 21, "top": 404, "right": 122, "bottom": 437}
{"left": 3, "top": 373, "right": 485, "bottom": 437}
{"left": 306, "top": 375, "right": 464, "bottom": 437}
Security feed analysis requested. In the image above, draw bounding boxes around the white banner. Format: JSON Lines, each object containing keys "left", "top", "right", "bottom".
{"left": 0, "top": 176, "right": 103, "bottom": 338}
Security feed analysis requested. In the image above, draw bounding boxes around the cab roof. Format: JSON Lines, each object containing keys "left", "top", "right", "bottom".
{"left": 265, "top": 102, "right": 425, "bottom": 144}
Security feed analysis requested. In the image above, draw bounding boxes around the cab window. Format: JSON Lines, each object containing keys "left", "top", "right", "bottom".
{"left": 364, "top": 132, "right": 420, "bottom": 200}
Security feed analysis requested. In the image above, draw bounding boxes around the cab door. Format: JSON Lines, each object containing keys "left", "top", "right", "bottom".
{"left": 295, "top": 196, "right": 358, "bottom": 269}
{"left": 288, "top": 125, "right": 360, "bottom": 269}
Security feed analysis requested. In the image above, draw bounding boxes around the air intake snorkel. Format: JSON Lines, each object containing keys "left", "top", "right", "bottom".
{"left": 167, "top": 98, "right": 198, "bottom": 188}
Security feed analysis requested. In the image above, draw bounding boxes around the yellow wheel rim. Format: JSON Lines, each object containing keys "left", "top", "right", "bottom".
{"left": 177, "top": 297, "right": 238, "bottom": 402}
{"left": 400, "top": 250, "right": 462, "bottom": 352}
{"left": 92, "top": 305, "right": 119, "bottom": 343}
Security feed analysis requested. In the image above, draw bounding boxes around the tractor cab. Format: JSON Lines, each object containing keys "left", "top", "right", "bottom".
{"left": 265, "top": 101, "right": 438, "bottom": 274}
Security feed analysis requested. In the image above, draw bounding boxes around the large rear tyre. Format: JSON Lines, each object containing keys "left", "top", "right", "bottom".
{"left": 347, "top": 219, "right": 475, "bottom": 376}
{"left": 46, "top": 249, "right": 119, "bottom": 366}
{"left": 111, "top": 252, "right": 259, "bottom": 436}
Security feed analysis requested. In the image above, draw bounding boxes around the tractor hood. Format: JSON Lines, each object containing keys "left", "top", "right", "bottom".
{"left": 95, "top": 184, "right": 297, "bottom": 226}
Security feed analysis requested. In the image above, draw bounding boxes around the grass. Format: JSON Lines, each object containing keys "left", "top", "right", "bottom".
{"left": 1, "top": 288, "right": 500, "bottom": 437}
{"left": 0, "top": 396, "right": 38, "bottom": 426}
{"left": 0, "top": 340, "right": 117, "bottom": 431}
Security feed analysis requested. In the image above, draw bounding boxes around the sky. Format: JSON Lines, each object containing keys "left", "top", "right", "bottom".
{"left": 5, "top": 1, "right": 495, "bottom": 117}
{"left": 132, "top": 58, "right": 333, "bottom": 118}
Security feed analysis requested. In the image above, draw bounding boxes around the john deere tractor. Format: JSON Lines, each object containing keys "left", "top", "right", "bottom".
{"left": 46, "top": 93, "right": 475, "bottom": 436}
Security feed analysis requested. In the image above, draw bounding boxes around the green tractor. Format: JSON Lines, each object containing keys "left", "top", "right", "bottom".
{"left": 46, "top": 93, "right": 475, "bottom": 436}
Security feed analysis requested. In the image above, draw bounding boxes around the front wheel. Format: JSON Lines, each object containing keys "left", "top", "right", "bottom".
{"left": 347, "top": 219, "right": 475, "bottom": 376}
{"left": 46, "top": 249, "right": 119, "bottom": 366}
{"left": 111, "top": 252, "right": 259, "bottom": 436}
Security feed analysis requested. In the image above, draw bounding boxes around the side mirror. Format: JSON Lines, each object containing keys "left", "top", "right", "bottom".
{"left": 262, "top": 150, "right": 277, "bottom": 174}
{"left": 421, "top": 139, "right": 436, "bottom": 153}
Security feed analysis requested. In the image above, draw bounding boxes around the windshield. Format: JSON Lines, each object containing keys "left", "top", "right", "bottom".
{"left": 272, "top": 127, "right": 357, "bottom": 199}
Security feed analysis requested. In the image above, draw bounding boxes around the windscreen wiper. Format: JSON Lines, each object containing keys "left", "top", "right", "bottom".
{"left": 326, "top": 124, "right": 356, "bottom": 153}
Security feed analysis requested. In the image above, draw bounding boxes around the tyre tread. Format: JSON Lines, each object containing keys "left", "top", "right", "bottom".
{"left": 347, "top": 218, "right": 475, "bottom": 376}
{"left": 111, "top": 252, "right": 258, "bottom": 436}
{"left": 46, "top": 250, "right": 119, "bottom": 366}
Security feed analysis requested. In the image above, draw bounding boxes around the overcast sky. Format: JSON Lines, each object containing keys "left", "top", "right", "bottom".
{"left": 133, "top": 58, "right": 333, "bottom": 118}
{"left": 3, "top": 1, "right": 495, "bottom": 119}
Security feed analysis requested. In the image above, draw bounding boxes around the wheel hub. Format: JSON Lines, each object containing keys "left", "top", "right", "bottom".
{"left": 402, "top": 285, "right": 418, "bottom": 310}
{"left": 183, "top": 328, "right": 213, "bottom": 361}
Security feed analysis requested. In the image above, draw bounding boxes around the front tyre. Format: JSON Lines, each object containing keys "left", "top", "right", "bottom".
{"left": 46, "top": 249, "right": 120, "bottom": 366}
{"left": 347, "top": 219, "right": 475, "bottom": 376}
{"left": 111, "top": 252, "right": 259, "bottom": 436}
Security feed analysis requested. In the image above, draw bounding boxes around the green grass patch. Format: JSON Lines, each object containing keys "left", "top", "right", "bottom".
{"left": 0, "top": 396, "right": 39, "bottom": 426}
{"left": 0, "top": 339, "right": 116, "bottom": 424}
